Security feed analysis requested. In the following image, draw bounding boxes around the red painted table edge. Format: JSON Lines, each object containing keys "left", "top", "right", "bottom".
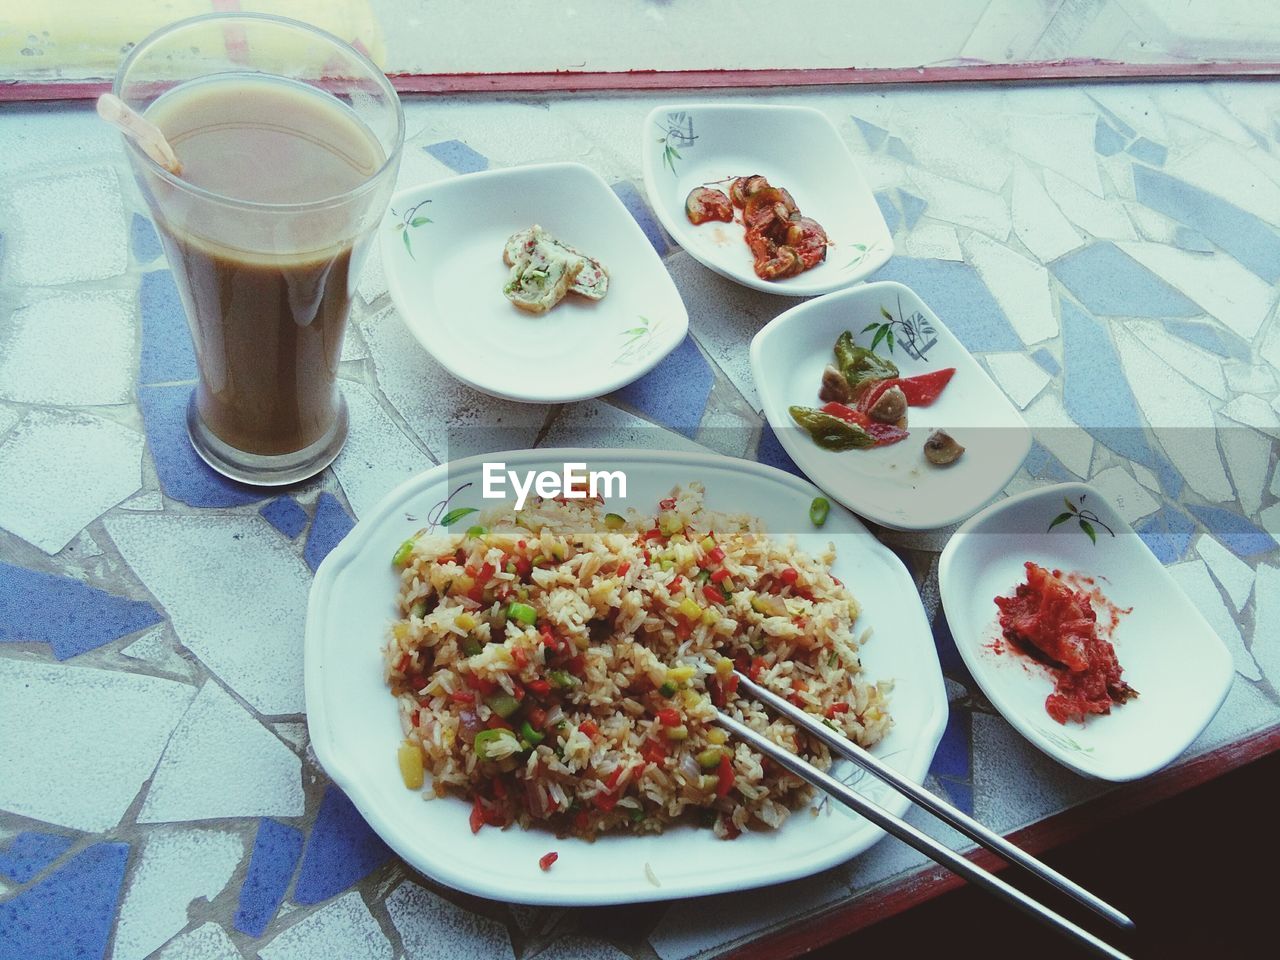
{"left": 3, "top": 59, "right": 1280, "bottom": 102}
{"left": 723, "top": 722, "right": 1280, "bottom": 960}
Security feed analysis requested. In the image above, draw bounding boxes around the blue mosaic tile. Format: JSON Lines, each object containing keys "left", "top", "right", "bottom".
{"left": 1163, "top": 320, "right": 1251, "bottom": 361}
{"left": 1093, "top": 118, "right": 1127, "bottom": 157}
{"left": 938, "top": 778, "right": 974, "bottom": 816}
{"left": 1050, "top": 243, "right": 1200, "bottom": 318}
{"left": 235, "top": 819, "right": 304, "bottom": 938}
{"left": 1032, "top": 347, "right": 1060, "bottom": 376}
{"left": 1133, "top": 165, "right": 1280, "bottom": 284}
{"left": 885, "top": 136, "right": 915, "bottom": 164}
{"left": 0, "top": 832, "right": 75, "bottom": 885}
{"left": 0, "top": 841, "right": 128, "bottom": 960}
{"left": 0, "top": 563, "right": 162, "bottom": 661}
{"left": 423, "top": 139, "right": 489, "bottom": 174}
{"left": 1151, "top": 445, "right": 1185, "bottom": 501}
{"left": 852, "top": 116, "right": 888, "bottom": 150}
{"left": 304, "top": 493, "right": 355, "bottom": 573}
{"left": 1172, "top": 226, "right": 1214, "bottom": 253}
{"left": 139, "top": 271, "right": 198, "bottom": 386}
{"left": 874, "top": 191, "right": 901, "bottom": 234}
{"left": 1135, "top": 503, "right": 1196, "bottom": 564}
{"left": 292, "top": 784, "right": 391, "bottom": 905}
{"left": 754, "top": 422, "right": 803, "bottom": 479}
{"left": 610, "top": 333, "right": 713, "bottom": 439}
{"left": 139, "top": 385, "right": 264, "bottom": 509}
{"left": 1185, "top": 505, "right": 1277, "bottom": 559}
{"left": 871, "top": 258, "right": 1023, "bottom": 353}
{"left": 1024, "top": 439, "right": 1078, "bottom": 482}
{"left": 129, "top": 213, "right": 162, "bottom": 263}
{"left": 1127, "top": 137, "right": 1167, "bottom": 166}
{"left": 260, "top": 496, "right": 308, "bottom": 539}
{"left": 611, "top": 180, "right": 670, "bottom": 255}
{"left": 897, "top": 189, "right": 927, "bottom": 230}
{"left": 931, "top": 608, "right": 976, "bottom": 688}
{"left": 1060, "top": 299, "right": 1156, "bottom": 469}
{"left": 929, "top": 706, "right": 971, "bottom": 781}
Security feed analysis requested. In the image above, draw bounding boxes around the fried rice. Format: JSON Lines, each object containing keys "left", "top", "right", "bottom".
{"left": 384, "top": 483, "right": 891, "bottom": 840}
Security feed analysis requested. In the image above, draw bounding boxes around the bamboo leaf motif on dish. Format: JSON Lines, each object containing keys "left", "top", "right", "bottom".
{"left": 656, "top": 112, "right": 697, "bottom": 175}
{"left": 390, "top": 199, "right": 433, "bottom": 260}
{"left": 1035, "top": 725, "right": 1095, "bottom": 754}
{"left": 614, "top": 315, "right": 666, "bottom": 365}
{"left": 1046, "top": 493, "right": 1114, "bottom": 545}
{"left": 860, "top": 293, "right": 937, "bottom": 360}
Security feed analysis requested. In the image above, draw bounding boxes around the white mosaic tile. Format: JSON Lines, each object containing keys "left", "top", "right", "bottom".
{"left": 357, "top": 241, "right": 389, "bottom": 305}
{"left": 534, "top": 936, "right": 630, "bottom": 960}
{"left": 112, "top": 827, "right": 244, "bottom": 960}
{"left": 1159, "top": 99, "right": 1269, "bottom": 163}
{"left": 0, "top": 406, "right": 19, "bottom": 439}
{"left": 0, "top": 659, "right": 194, "bottom": 832}
{"left": 1262, "top": 502, "right": 1280, "bottom": 535}
{"left": 962, "top": 232, "right": 1056, "bottom": 344}
{"left": 1024, "top": 391, "right": 1094, "bottom": 478}
{"left": 666, "top": 251, "right": 788, "bottom": 411}
{"left": 850, "top": 151, "right": 911, "bottom": 193}
{"left": 1166, "top": 560, "right": 1259, "bottom": 682}
{"left": 1115, "top": 242, "right": 1275, "bottom": 341}
{"left": 1097, "top": 153, "right": 1135, "bottom": 200}
{"left": 0, "top": 167, "right": 128, "bottom": 285}
{"left": 273, "top": 722, "right": 308, "bottom": 751}
{"left": 902, "top": 221, "right": 963, "bottom": 261}
{"left": 1218, "top": 417, "right": 1274, "bottom": 517}
{"left": 121, "top": 491, "right": 164, "bottom": 512}
{"left": 67, "top": 529, "right": 103, "bottom": 560}
{"left": 1088, "top": 466, "right": 1160, "bottom": 524}
{"left": 1112, "top": 329, "right": 1232, "bottom": 503}
{"left": 1123, "top": 319, "right": 1227, "bottom": 400}
{"left": 540, "top": 399, "right": 703, "bottom": 453}
{"left": 138, "top": 680, "right": 304, "bottom": 823}
{"left": 0, "top": 291, "right": 136, "bottom": 406}
{"left": 358, "top": 305, "right": 546, "bottom": 461}
{"left": 1259, "top": 318, "right": 1280, "bottom": 372}
{"left": 984, "top": 353, "right": 1050, "bottom": 409}
{"left": 341, "top": 323, "right": 369, "bottom": 362}
{"left": 1131, "top": 462, "right": 1160, "bottom": 492}
{"left": 155, "top": 923, "right": 242, "bottom": 960}
{"left": 1041, "top": 170, "right": 1135, "bottom": 240}
{"left": 386, "top": 882, "right": 515, "bottom": 960}
{"left": 972, "top": 712, "right": 1107, "bottom": 834}
{"left": 1124, "top": 202, "right": 1178, "bottom": 245}
{"left": 1224, "top": 364, "right": 1277, "bottom": 395}
{"left": 119, "top": 626, "right": 173, "bottom": 665}
{"left": 1195, "top": 534, "right": 1256, "bottom": 614}
{"left": 1251, "top": 564, "right": 1280, "bottom": 689}
{"left": 1011, "top": 161, "right": 1083, "bottom": 263}
{"left": 1088, "top": 89, "right": 1168, "bottom": 143}
{"left": 260, "top": 892, "right": 392, "bottom": 960}
{"left": 103, "top": 514, "right": 311, "bottom": 715}
{"left": 333, "top": 381, "right": 433, "bottom": 520}
{"left": 1006, "top": 113, "right": 1103, "bottom": 196}
{"left": 1219, "top": 395, "right": 1280, "bottom": 440}
{"left": 881, "top": 106, "right": 1010, "bottom": 192}
{"left": 905, "top": 168, "right": 1010, "bottom": 240}
{"left": 0, "top": 410, "right": 144, "bottom": 554}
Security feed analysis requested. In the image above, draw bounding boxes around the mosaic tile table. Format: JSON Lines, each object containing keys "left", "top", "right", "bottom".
{"left": 1, "top": 80, "right": 1278, "bottom": 960}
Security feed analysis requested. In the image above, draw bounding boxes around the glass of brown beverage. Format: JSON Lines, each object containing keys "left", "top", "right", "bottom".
{"left": 114, "top": 13, "right": 404, "bottom": 484}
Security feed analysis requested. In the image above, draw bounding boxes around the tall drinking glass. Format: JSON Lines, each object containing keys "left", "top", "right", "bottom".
{"left": 115, "top": 14, "right": 404, "bottom": 484}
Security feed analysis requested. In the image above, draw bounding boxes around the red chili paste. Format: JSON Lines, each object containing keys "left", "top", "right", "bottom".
{"left": 994, "top": 562, "right": 1137, "bottom": 724}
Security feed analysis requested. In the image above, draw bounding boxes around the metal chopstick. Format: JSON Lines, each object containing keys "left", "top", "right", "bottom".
{"left": 734, "top": 670, "right": 1134, "bottom": 931}
{"left": 713, "top": 711, "right": 1132, "bottom": 960}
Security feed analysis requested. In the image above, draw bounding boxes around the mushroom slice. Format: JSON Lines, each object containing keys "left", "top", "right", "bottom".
{"left": 924, "top": 430, "right": 965, "bottom": 465}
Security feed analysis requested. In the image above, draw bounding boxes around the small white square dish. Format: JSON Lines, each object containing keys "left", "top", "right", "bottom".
{"left": 750, "top": 280, "right": 1031, "bottom": 530}
{"left": 380, "top": 162, "right": 688, "bottom": 404}
{"left": 938, "top": 482, "right": 1234, "bottom": 782}
{"left": 641, "top": 104, "right": 892, "bottom": 297}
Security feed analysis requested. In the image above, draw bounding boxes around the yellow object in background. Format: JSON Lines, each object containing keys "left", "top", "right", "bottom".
{"left": 0, "top": 0, "right": 386, "bottom": 83}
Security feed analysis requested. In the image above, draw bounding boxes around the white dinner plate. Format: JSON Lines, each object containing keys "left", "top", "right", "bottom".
{"left": 938, "top": 482, "right": 1233, "bottom": 781}
{"left": 380, "top": 162, "right": 688, "bottom": 403}
{"left": 306, "top": 448, "right": 946, "bottom": 905}
{"left": 751, "top": 281, "right": 1031, "bottom": 531}
{"left": 641, "top": 103, "right": 893, "bottom": 296}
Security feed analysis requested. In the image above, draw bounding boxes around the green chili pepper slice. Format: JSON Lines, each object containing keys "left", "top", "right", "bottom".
{"left": 520, "top": 721, "right": 545, "bottom": 747}
{"left": 789, "top": 406, "right": 875, "bottom": 451}
{"left": 392, "top": 537, "right": 416, "bottom": 568}
{"left": 485, "top": 692, "right": 520, "bottom": 719}
{"left": 507, "top": 602, "right": 537, "bottom": 626}
{"left": 658, "top": 681, "right": 677, "bottom": 698}
{"left": 809, "top": 497, "right": 830, "bottom": 528}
